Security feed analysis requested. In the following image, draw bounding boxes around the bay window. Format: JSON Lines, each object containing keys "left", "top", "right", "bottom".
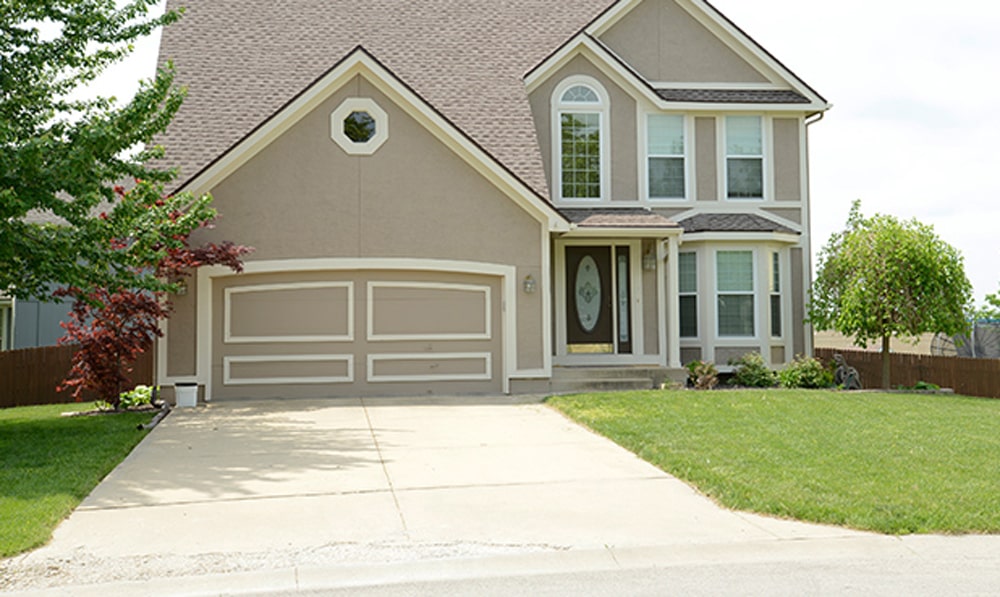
{"left": 717, "top": 250, "right": 755, "bottom": 337}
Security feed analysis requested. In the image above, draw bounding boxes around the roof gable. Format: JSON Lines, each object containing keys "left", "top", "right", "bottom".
{"left": 178, "top": 47, "right": 570, "bottom": 231}
{"left": 526, "top": 0, "right": 827, "bottom": 110}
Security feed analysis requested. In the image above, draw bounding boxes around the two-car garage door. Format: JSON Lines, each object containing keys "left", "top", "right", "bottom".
{"left": 211, "top": 269, "right": 503, "bottom": 399}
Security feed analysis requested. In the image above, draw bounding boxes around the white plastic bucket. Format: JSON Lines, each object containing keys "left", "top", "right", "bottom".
{"left": 175, "top": 383, "right": 198, "bottom": 408}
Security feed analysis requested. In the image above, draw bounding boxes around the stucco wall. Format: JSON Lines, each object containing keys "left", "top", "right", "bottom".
{"left": 600, "top": 0, "right": 769, "bottom": 84}
{"left": 170, "top": 74, "right": 547, "bottom": 376}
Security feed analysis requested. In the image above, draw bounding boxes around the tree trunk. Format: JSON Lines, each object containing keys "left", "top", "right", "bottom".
{"left": 880, "top": 333, "right": 891, "bottom": 389}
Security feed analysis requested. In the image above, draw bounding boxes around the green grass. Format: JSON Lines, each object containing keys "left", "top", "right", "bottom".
{"left": 548, "top": 389, "right": 1000, "bottom": 535}
{"left": 0, "top": 403, "right": 153, "bottom": 557}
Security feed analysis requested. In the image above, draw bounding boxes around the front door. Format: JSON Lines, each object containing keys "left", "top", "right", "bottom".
{"left": 565, "top": 246, "right": 631, "bottom": 354}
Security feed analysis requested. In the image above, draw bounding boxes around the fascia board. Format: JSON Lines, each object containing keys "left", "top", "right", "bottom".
{"left": 560, "top": 226, "right": 684, "bottom": 239}
{"left": 180, "top": 48, "right": 569, "bottom": 232}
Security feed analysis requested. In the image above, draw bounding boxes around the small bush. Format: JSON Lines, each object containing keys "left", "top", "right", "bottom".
{"left": 779, "top": 355, "right": 833, "bottom": 389}
{"left": 686, "top": 360, "right": 719, "bottom": 390}
{"left": 118, "top": 385, "right": 156, "bottom": 410}
{"left": 729, "top": 352, "right": 777, "bottom": 388}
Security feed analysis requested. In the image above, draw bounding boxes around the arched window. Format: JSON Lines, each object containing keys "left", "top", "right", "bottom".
{"left": 553, "top": 77, "right": 609, "bottom": 201}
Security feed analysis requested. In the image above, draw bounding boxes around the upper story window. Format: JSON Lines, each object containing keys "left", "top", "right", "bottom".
{"left": 725, "top": 116, "right": 764, "bottom": 200}
{"left": 647, "top": 114, "right": 686, "bottom": 200}
{"left": 553, "top": 77, "right": 609, "bottom": 201}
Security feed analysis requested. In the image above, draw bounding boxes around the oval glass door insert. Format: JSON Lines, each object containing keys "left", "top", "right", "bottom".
{"left": 575, "top": 255, "right": 602, "bottom": 332}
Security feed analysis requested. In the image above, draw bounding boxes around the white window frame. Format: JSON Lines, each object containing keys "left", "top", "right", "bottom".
{"left": 678, "top": 251, "right": 698, "bottom": 338}
{"left": 644, "top": 113, "right": 690, "bottom": 201}
{"left": 723, "top": 115, "right": 767, "bottom": 201}
{"left": 769, "top": 251, "right": 783, "bottom": 339}
{"left": 330, "top": 97, "right": 388, "bottom": 155}
{"left": 715, "top": 249, "right": 757, "bottom": 338}
{"left": 552, "top": 76, "right": 610, "bottom": 203}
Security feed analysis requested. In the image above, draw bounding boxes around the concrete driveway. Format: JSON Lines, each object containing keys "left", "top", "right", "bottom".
{"left": 5, "top": 396, "right": 999, "bottom": 594}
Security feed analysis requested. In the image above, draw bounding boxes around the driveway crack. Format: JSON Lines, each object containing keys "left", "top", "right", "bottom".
{"left": 360, "top": 397, "right": 409, "bottom": 537}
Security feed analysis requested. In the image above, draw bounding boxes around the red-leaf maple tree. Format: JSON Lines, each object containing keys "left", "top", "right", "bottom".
{"left": 56, "top": 181, "right": 251, "bottom": 407}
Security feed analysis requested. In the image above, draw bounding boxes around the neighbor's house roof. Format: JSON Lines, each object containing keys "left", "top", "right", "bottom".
{"left": 156, "top": 0, "right": 824, "bottom": 202}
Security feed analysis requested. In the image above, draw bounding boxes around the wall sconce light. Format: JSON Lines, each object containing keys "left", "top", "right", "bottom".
{"left": 642, "top": 249, "right": 657, "bottom": 271}
{"left": 173, "top": 279, "right": 188, "bottom": 296}
{"left": 522, "top": 275, "right": 537, "bottom": 294}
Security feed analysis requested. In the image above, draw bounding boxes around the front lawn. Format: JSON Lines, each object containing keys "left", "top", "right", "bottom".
{"left": 0, "top": 403, "right": 154, "bottom": 557}
{"left": 548, "top": 389, "right": 1000, "bottom": 534}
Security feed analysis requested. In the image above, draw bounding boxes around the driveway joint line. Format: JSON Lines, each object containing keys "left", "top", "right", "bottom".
{"left": 361, "top": 397, "right": 410, "bottom": 536}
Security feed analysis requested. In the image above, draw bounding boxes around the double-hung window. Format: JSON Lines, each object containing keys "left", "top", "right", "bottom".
{"left": 556, "top": 80, "right": 606, "bottom": 200}
{"left": 726, "top": 116, "right": 764, "bottom": 199}
{"left": 679, "top": 252, "right": 697, "bottom": 337}
{"left": 647, "top": 115, "right": 685, "bottom": 199}
{"left": 0, "top": 299, "right": 11, "bottom": 351}
{"left": 717, "top": 250, "right": 755, "bottom": 337}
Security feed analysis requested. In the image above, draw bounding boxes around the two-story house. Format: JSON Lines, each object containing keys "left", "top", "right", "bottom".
{"left": 154, "top": 0, "right": 828, "bottom": 401}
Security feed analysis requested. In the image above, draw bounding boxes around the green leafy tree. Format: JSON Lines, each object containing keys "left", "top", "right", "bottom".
{"left": 974, "top": 285, "right": 1000, "bottom": 321}
{"left": 810, "top": 201, "right": 972, "bottom": 388}
{"left": 1, "top": 0, "right": 188, "bottom": 299}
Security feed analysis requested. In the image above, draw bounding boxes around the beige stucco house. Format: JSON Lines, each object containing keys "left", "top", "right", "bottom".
{"left": 155, "top": 0, "right": 829, "bottom": 400}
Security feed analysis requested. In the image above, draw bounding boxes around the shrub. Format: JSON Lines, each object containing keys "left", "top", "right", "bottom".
{"left": 779, "top": 355, "right": 834, "bottom": 389}
{"left": 686, "top": 360, "right": 719, "bottom": 390}
{"left": 729, "top": 352, "right": 777, "bottom": 387}
{"left": 119, "top": 385, "right": 157, "bottom": 409}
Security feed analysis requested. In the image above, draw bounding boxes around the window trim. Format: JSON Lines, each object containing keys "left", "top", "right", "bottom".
{"left": 552, "top": 76, "right": 610, "bottom": 203}
{"left": 722, "top": 114, "right": 768, "bottom": 201}
{"left": 678, "top": 251, "right": 698, "bottom": 339}
{"left": 330, "top": 98, "right": 388, "bottom": 156}
{"left": 714, "top": 248, "right": 757, "bottom": 338}
{"left": 644, "top": 112, "right": 691, "bottom": 202}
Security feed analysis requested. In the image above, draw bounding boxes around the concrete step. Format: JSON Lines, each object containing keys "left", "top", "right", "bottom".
{"left": 548, "top": 377, "right": 657, "bottom": 393}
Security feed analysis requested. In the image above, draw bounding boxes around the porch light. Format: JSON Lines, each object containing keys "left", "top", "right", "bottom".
{"left": 523, "top": 275, "right": 537, "bottom": 294}
{"left": 642, "top": 249, "right": 657, "bottom": 271}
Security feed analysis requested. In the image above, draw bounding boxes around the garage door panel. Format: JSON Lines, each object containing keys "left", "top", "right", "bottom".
{"left": 226, "top": 282, "right": 353, "bottom": 342}
{"left": 224, "top": 355, "right": 353, "bottom": 385}
{"left": 367, "top": 353, "right": 491, "bottom": 382}
{"left": 367, "top": 282, "right": 489, "bottom": 340}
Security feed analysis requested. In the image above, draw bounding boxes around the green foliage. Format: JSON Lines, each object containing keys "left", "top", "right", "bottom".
{"left": 118, "top": 384, "right": 155, "bottom": 409}
{"left": 549, "top": 389, "right": 1000, "bottom": 534}
{"left": 685, "top": 360, "right": 718, "bottom": 390}
{"left": 0, "top": 403, "right": 152, "bottom": 556}
{"left": 810, "top": 200, "right": 973, "bottom": 387}
{"left": 0, "top": 0, "right": 192, "bottom": 299}
{"left": 974, "top": 284, "right": 1000, "bottom": 321}
{"left": 728, "top": 352, "right": 777, "bottom": 388}
{"left": 778, "top": 355, "right": 833, "bottom": 389}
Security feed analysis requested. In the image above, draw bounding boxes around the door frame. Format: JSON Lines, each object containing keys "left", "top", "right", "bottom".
{"left": 554, "top": 238, "right": 648, "bottom": 365}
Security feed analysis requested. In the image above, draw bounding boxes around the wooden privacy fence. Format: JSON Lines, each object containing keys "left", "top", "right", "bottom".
{"left": 815, "top": 348, "right": 1000, "bottom": 399}
{"left": 0, "top": 344, "right": 153, "bottom": 408}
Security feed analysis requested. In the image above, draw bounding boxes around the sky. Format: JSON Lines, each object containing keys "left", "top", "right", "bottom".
{"left": 87, "top": 0, "right": 999, "bottom": 305}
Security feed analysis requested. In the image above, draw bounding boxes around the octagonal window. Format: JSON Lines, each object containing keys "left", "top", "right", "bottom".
{"left": 331, "top": 98, "right": 388, "bottom": 155}
{"left": 344, "top": 111, "right": 376, "bottom": 143}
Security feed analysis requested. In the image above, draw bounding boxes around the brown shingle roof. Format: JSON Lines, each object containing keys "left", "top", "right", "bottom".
{"left": 561, "top": 208, "right": 679, "bottom": 229}
{"left": 678, "top": 213, "right": 797, "bottom": 234}
{"left": 158, "top": 0, "right": 616, "bottom": 197}
{"left": 654, "top": 89, "right": 809, "bottom": 104}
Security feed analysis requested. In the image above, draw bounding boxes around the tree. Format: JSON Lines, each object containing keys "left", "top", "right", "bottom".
{"left": 56, "top": 182, "right": 251, "bottom": 408}
{"left": 810, "top": 201, "right": 972, "bottom": 388}
{"left": 974, "top": 285, "right": 1000, "bottom": 321}
{"left": 1, "top": 0, "right": 187, "bottom": 299}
